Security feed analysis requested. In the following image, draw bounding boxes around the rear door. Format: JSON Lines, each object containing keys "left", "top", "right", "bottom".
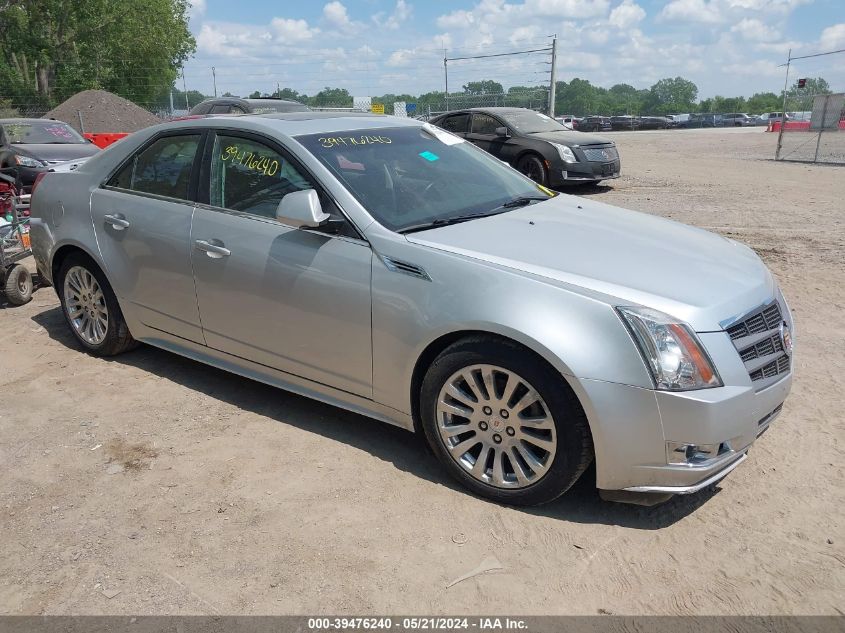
{"left": 189, "top": 130, "right": 373, "bottom": 397}
{"left": 90, "top": 131, "right": 205, "bottom": 343}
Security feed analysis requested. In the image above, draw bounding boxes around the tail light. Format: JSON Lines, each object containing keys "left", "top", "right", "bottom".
{"left": 31, "top": 171, "right": 48, "bottom": 195}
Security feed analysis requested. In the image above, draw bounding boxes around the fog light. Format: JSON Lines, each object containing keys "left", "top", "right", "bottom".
{"left": 667, "top": 441, "right": 724, "bottom": 465}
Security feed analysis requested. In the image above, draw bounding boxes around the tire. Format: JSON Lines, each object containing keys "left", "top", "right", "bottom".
{"left": 516, "top": 154, "right": 548, "bottom": 186}
{"left": 3, "top": 264, "right": 32, "bottom": 305}
{"left": 419, "top": 337, "right": 593, "bottom": 506}
{"left": 57, "top": 253, "right": 137, "bottom": 356}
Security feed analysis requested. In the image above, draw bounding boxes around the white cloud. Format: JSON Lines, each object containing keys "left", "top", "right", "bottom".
{"left": 659, "top": 0, "right": 721, "bottom": 24}
{"left": 374, "top": 0, "right": 413, "bottom": 29}
{"left": 323, "top": 1, "right": 351, "bottom": 28}
{"left": 731, "top": 18, "right": 779, "bottom": 42}
{"left": 819, "top": 23, "right": 845, "bottom": 50}
{"left": 524, "top": 0, "right": 610, "bottom": 18}
{"left": 188, "top": 0, "right": 206, "bottom": 19}
{"left": 608, "top": 0, "right": 646, "bottom": 29}
{"left": 270, "top": 17, "right": 319, "bottom": 42}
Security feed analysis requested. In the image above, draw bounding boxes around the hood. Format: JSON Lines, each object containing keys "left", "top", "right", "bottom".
{"left": 527, "top": 130, "right": 612, "bottom": 146}
{"left": 14, "top": 143, "right": 99, "bottom": 164}
{"left": 405, "top": 195, "right": 775, "bottom": 332}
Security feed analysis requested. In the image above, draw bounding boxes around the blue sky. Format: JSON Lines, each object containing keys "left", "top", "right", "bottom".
{"left": 183, "top": 0, "right": 844, "bottom": 100}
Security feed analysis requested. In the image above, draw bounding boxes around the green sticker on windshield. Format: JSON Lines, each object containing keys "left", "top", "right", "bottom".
{"left": 419, "top": 151, "right": 439, "bottom": 161}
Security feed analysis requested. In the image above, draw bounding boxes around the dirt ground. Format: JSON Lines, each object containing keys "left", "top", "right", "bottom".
{"left": 1, "top": 127, "right": 843, "bottom": 615}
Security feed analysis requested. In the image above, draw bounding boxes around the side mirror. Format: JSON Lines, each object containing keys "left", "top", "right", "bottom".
{"left": 494, "top": 126, "right": 510, "bottom": 138}
{"left": 275, "top": 189, "right": 330, "bottom": 228}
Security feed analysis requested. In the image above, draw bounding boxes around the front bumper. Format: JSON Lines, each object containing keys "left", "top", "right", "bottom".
{"left": 550, "top": 159, "right": 621, "bottom": 185}
{"left": 569, "top": 364, "right": 792, "bottom": 495}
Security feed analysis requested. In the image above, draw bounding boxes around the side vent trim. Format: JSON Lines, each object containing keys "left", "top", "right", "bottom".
{"left": 381, "top": 255, "right": 432, "bottom": 282}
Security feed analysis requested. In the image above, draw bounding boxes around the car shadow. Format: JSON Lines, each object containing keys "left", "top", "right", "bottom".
{"left": 559, "top": 183, "right": 615, "bottom": 196}
{"left": 32, "top": 305, "right": 720, "bottom": 529}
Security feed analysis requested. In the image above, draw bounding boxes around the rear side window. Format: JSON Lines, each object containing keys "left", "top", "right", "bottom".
{"left": 438, "top": 114, "right": 469, "bottom": 134}
{"left": 209, "top": 104, "right": 232, "bottom": 114}
{"left": 108, "top": 134, "right": 200, "bottom": 200}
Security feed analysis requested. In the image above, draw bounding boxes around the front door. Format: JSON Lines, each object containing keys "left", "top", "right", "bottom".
{"left": 90, "top": 132, "right": 204, "bottom": 343}
{"left": 190, "top": 131, "right": 373, "bottom": 397}
{"left": 466, "top": 113, "right": 515, "bottom": 162}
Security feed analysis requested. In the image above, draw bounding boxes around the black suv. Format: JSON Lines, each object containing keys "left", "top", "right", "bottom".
{"left": 578, "top": 116, "right": 611, "bottom": 132}
{"left": 189, "top": 97, "right": 310, "bottom": 116}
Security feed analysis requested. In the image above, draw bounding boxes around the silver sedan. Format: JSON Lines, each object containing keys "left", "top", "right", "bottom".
{"left": 29, "top": 113, "right": 794, "bottom": 506}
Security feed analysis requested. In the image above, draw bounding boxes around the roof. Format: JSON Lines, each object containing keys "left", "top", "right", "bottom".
{"left": 0, "top": 118, "right": 63, "bottom": 124}
{"left": 150, "top": 111, "right": 424, "bottom": 137}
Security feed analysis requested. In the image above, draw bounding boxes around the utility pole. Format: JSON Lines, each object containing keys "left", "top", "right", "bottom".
{"left": 182, "top": 71, "right": 189, "bottom": 110}
{"left": 775, "top": 48, "right": 791, "bottom": 160}
{"left": 548, "top": 36, "right": 557, "bottom": 117}
{"left": 212, "top": 66, "right": 217, "bottom": 97}
{"left": 443, "top": 49, "right": 449, "bottom": 111}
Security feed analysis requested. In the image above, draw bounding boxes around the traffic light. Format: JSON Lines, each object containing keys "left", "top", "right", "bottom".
{"left": 797, "top": 78, "right": 807, "bottom": 88}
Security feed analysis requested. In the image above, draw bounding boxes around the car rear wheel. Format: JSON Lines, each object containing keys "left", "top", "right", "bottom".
{"left": 58, "top": 254, "right": 137, "bottom": 356}
{"left": 516, "top": 154, "right": 548, "bottom": 186}
{"left": 420, "top": 337, "right": 593, "bottom": 506}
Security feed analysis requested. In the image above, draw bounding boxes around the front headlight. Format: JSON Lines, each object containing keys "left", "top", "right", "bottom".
{"left": 616, "top": 306, "right": 722, "bottom": 391}
{"left": 550, "top": 142, "right": 578, "bottom": 163}
{"left": 14, "top": 155, "right": 45, "bottom": 168}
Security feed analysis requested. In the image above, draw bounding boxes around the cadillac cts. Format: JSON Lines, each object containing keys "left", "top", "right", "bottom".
{"left": 29, "top": 113, "right": 794, "bottom": 506}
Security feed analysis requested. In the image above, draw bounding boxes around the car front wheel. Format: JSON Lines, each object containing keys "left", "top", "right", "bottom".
{"left": 516, "top": 154, "right": 548, "bottom": 186}
{"left": 420, "top": 337, "right": 593, "bottom": 506}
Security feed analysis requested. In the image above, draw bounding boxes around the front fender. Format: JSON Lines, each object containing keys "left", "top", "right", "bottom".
{"left": 370, "top": 239, "right": 652, "bottom": 415}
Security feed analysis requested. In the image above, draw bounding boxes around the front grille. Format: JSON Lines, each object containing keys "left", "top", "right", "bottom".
{"left": 727, "top": 303, "right": 781, "bottom": 340}
{"left": 726, "top": 301, "right": 791, "bottom": 390}
{"left": 582, "top": 145, "right": 618, "bottom": 162}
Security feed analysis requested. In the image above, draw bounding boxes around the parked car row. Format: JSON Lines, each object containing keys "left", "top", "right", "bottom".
{"left": 548, "top": 111, "right": 798, "bottom": 131}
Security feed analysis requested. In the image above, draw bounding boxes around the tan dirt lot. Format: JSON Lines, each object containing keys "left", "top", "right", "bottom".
{"left": 1, "top": 127, "right": 843, "bottom": 615}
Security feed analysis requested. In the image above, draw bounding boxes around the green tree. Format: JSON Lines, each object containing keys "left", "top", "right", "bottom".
{"left": 645, "top": 77, "right": 698, "bottom": 114}
{"left": 309, "top": 87, "right": 351, "bottom": 108}
{"left": 462, "top": 80, "right": 504, "bottom": 95}
{"left": 746, "top": 92, "right": 781, "bottom": 114}
{"left": 787, "top": 77, "right": 830, "bottom": 97}
{"left": 0, "top": 0, "right": 195, "bottom": 109}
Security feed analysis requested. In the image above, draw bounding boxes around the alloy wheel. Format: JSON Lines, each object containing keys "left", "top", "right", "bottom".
{"left": 435, "top": 364, "right": 557, "bottom": 489}
{"left": 63, "top": 265, "right": 109, "bottom": 345}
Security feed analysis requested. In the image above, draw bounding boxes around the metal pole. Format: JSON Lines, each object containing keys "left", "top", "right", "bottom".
{"left": 548, "top": 36, "right": 557, "bottom": 117}
{"left": 169, "top": 90, "right": 174, "bottom": 116}
{"left": 212, "top": 66, "right": 217, "bottom": 97}
{"left": 182, "top": 71, "right": 189, "bottom": 110}
{"left": 444, "top": 50, "right": 449, "bottom": 111}
{"left": 77, "top": 110, "right": 84, "bottom": 134}
{"left": 775, "top": 48, "right": 791, "bottom": 160}
{"left": 813, "top": 95, "right": 828, "bottom": 163}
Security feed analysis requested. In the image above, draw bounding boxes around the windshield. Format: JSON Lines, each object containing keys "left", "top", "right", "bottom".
{"left": 2, "top": 121, "right": 86, "bottom": 144}
{"left": 295, "top": 125, "right": 554, "bottom": 232}
{"left": 498, "top": 110, "right": 567, "bottom": 134}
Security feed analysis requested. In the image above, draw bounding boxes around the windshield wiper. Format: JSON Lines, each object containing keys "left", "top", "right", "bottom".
{"left": 398, "top": 197, "right": 551, "bottom": 234}
{"left": 496, "top": 195, "right": 551, "bottom": 210}
{"left": 398, "top": 211, "right": 505, "bottom": 234}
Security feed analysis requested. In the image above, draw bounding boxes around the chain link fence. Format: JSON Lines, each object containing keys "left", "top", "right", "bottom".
{"left": 775, "top": 91, "right": 845, "bottom": 164}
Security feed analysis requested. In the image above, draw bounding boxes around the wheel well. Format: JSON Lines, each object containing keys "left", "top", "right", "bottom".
{"left": 51, "top": 245, "right": 98, "bottom": 285}
{"left": 515, "top": 150, "right": 545, "bottom": 167}
{"left": 409, "top": 330, "right": 584, "bottom": 436}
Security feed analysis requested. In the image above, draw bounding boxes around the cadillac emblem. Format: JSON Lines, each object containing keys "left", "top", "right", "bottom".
{"left": 780, "top": 323, "right": 793, "bottom": 356}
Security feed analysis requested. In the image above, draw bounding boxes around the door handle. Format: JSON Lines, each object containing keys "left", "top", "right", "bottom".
{"left": 104, "top": 214, "right": 130, "bottom": 231}
{"left": 195, "top": 239, "right": 231, "bottom": 259}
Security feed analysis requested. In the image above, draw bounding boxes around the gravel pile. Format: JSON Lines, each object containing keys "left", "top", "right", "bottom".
{"left": 44, "top": 89, "right": 161, "bottom": 133}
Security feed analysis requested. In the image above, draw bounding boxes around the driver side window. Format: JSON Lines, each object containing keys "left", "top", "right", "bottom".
{"left": 471, "top": 114, "right": 501, "bottom": 135}
{"left": 209, "top": 133, "right": 359, "bottom": 238}
{"left": 210, "top": 134, "right": 311, "bottom": 219}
